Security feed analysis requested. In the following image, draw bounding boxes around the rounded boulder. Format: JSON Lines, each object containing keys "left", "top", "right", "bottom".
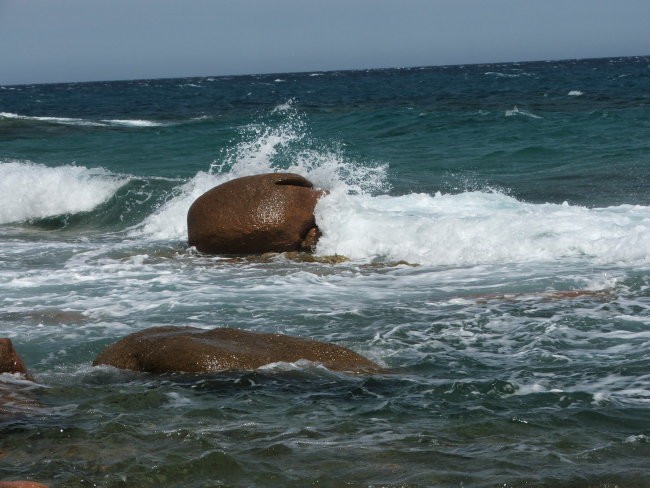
{"left": 187, "top": 173, "right": 323, "bottom": 255}
{"left": 93, "top": 326, "right": 381, "bottom": 374}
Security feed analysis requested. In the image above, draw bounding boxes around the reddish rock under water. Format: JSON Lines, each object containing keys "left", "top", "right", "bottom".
{"left": 0, "top": 482, "right": 49, "bottom": 488}
{"left": 187, "top": 173, "right": 323, "bottom": 255}
{"left": 0, "top": 339, "right": 28, "bottom": 376}
{"left": 1, "top": 339, "right": 39, "bottom": 416}
{"left": 93, "top": 326, "right": 381, "bottom": 374}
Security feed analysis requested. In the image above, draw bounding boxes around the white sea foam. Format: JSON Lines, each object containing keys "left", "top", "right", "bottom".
{"left": 271, "top": 99, "right": 295, "bottom": 113}
{"left": 133, "top": 170, "right": 225, "bottom": 240}
{"left": 485, "top": 71, "right": 533, "bottom": 79}
{"left": 505, "top": 106, "right": 543, "bottom": 119}
{"left": 0, "top": 112, "right": 168, "bottom": 128}
{"left": 258, "top": 359, "right": 341, "bottom": 374}
{"left": 0, "top": 111, "right": 106, "bottom": 127}
{"left": 102, "top": 119, "right": 167, "bottom": 127}
{"left": 0, "top": 160, "right": 128, "bottom": 224}
{"left": 484, "top": 72, "right": 520, "bottom": 78}
{"left": 568, "top": 90, "right": 584, "bottom": 96}
{"left": 315, "top": 190, "right": 650, "bottom": 266}
{"left": 625, "top": 434, "right": 648, "bottom": 444}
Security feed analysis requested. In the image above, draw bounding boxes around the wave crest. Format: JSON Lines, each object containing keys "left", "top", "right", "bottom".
{"left": 0, "top": 161, "right": 128, "bottom": 224}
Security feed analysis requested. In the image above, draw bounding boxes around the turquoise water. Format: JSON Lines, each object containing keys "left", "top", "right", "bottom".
{"left": 1, "top": 56, "right": 650, "bottom": 487}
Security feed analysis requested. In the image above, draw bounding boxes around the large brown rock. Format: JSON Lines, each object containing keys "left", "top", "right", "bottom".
{"left": 187, "top": 173, "right": 323, "bottom": 255}
{"left": 93, "top": 326, "right": 380, "bottom": 374}
{"left": 0, "top": 339, "right": 28, "bottom": 376}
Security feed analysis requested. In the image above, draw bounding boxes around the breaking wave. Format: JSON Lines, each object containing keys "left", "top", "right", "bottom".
{"left": 315, "top": 191, "right": 650, "bottom": 266}
{"left": 0, "top": 160, "right": 129, "bottom": 224}
{"left": 132, "top": 103, "right": 650, "bottom": 268}
{"left": 8, "top": 102, "right": 649, "bottom": 269}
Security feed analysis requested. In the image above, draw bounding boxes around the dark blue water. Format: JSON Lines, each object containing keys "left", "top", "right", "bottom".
{"left": 1, "top": 56, "right": 649, "bottom": 487}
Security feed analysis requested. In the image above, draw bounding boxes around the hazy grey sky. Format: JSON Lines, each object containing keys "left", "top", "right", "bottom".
{"left": 1, "top": 0, "right": 649, "bottom": 85}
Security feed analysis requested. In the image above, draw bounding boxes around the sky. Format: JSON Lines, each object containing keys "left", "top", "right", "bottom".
{"left": 1, "top": 0, "right": 649, "bottom": 85}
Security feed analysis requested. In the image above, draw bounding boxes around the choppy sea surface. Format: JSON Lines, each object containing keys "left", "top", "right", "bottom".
{"left": 1, "top": 56, "right": 650, "bottom": 487}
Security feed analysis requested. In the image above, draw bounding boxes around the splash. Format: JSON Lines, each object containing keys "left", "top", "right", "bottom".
{"left": 136, "top": 102, "right": 388, "bottom": 240}
{"left": 212, "top": 103, "right": 388, "bottom": 194}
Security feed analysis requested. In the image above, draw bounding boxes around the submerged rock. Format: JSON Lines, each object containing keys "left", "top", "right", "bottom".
{"left": 93, "top": 326, "right": 380, "bottom": 374}
{"left": 471, "top": 288, "right": 614, "bottom": 304}
{"left": 187, "top": 173, "right": 323, "bottom": 255}
{"left": 0, "top": 482, "right": 49, "bottom": 488}
{"left": 0, "top": 339, "right": 28, "bottom": 376}
{"left": 0, "top": 380, "right": 41, "bottom": 417}
{"left": 0, "top": 310, "right": 86, "bottom": 325}
{"left": 1, "top": 339, "right": 40, "bottom": 416}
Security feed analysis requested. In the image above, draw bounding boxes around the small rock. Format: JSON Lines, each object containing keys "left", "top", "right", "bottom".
{"left": 0, "top": 339, "right": 28, "bottom": 376}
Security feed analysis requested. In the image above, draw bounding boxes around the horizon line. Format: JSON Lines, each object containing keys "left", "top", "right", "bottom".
{"left": 3, "top": 53, "right": 649, "bottom": 88}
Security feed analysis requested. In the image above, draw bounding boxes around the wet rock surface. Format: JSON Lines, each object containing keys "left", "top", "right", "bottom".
{"left": 187, "top": 173, "right": 323, "bottom": 255}
{"left": 0, "top": 339, "right": 28, "bottom": 376}
{"left": 93, "top": 326, "right": 381, "bottom": 374}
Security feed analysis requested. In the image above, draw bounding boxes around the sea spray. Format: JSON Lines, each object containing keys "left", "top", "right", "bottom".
{"left": 212, "top": 102, "right": 388, "bottom": 194}
{"left": 136, "top": 103, "right": 388, "bottom": 240}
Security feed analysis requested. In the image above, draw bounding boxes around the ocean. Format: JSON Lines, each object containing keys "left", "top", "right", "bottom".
{"left": 1, "top": 56, "right": 649, "bottom": 487}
